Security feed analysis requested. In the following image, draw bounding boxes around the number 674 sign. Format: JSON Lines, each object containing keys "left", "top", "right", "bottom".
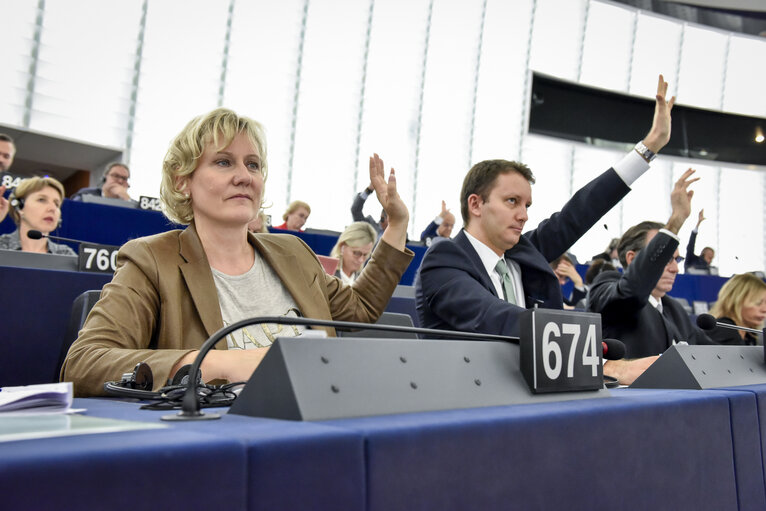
{"left": 519, "top": 309, "right": 604, "bottom": 393}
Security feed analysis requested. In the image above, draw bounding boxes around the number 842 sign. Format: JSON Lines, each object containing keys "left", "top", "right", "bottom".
{"left": 519, "top": 309, "right": 604, "bottom": 393}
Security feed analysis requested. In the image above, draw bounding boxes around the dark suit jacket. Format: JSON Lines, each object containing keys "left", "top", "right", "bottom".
{"left": 415, "top": 167, "right": 630, "bottom": 338}
{"left": 684, "top": 230, "right": 709, "bottom": 271}
{"left": 588, "top": 231, "right": 713, "bottom": 357}
{"left": 420, "top": 220, "right": 439, "bottom": 244}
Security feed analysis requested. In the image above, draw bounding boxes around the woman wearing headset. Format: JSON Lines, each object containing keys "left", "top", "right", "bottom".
{"left": 0, "top": 177, "right": 75, "bottom": 255}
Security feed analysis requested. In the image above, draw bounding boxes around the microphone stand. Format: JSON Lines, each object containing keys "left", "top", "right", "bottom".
{"left": 161, "top": 316, "right": 517, "bottom": 421}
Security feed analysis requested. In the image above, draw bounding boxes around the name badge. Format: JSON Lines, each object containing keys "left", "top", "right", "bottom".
{"left": 519, "top": 309, "right": 603, "bottom": 393}
{"left": 78, "top": 242, "right": 120, "bottom": 273}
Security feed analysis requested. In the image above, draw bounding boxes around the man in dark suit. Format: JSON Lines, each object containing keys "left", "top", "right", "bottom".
{"left": 415, "top": 75, "right": 676, "bottom": 384}
{"left": 684, "top": 209, "right": 715, "bottom": 272}
{"left": 588, "top": 169, "right": 714, "bottom": 358}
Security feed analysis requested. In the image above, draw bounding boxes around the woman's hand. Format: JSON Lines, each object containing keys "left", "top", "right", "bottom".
{"left": 370, "top": 153, "right": 409, "bottom": 250}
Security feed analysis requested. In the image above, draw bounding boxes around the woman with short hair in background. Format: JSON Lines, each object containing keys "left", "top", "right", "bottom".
{"left": 0, "top": 176, "right": 75, "bottom": 255}
{"left": 274, "top": 200, "right": 311, "bottom": 231}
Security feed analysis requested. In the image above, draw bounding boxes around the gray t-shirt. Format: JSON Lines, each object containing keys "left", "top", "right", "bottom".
{"left": 211, "top": 253, "right": 305, "bottom": 349}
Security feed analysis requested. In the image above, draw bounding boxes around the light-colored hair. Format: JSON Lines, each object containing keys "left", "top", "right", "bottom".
{"left": 710, "top": 273, "right": 766, "bottom": 328}
{"left": 331, "top": 222, "right": 377, "bottom": 276}
{"left": 249, "top": 209, "right": 269, "bottom": 234}
{"left": 330, "top": 221, "right": 377, "bottom": 258}
{"left": 160, "top": 108, "right": 268, "bottom": 225}
{"left": 10, "top": 176, "right": 65, "bottom": 225}
{"left": 282, "top": 200, "right": 311, "bottom": 221}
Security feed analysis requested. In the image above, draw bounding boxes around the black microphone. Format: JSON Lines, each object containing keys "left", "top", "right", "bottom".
{"left": 27, "top": 229, "right": 86, "bottom": 245}
{"left": 602, "top": 338, "right": 625, "bottom": 360}
{"left": 696, "top": 313, "right": 764, "bottom": 336}
{"left": 161, "top": 316, "right": 520, "bottom": 422}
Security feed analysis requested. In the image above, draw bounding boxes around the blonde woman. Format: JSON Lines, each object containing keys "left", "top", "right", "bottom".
{"left": 709, "top": 273, "right": 766, "bottom": 345}
{"left": 62, "top": 108, "right": 412, "bottom": 396}
{"left": 274, "top": 200, "right": 310, "bottom": 231}
{"left": 330, "top": 221, "right": 378, "bottom": 285}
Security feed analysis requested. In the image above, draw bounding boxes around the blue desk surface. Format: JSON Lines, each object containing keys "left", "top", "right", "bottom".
{"left": 1, "top": 389, "right": 761, "bottom": 511}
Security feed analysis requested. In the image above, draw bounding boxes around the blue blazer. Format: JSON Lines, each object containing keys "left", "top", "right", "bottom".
{"left": 415, "top": 167, "right": 630, "bottom": 338}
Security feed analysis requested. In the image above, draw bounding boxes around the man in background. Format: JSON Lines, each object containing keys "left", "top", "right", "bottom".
{"left": 588, "top": 170, "right": 714, "bottom": 358}
{"left": 684, "top": 209, "right": 715, "bottom": 272}
{"left": 71, "top": 162, "right": 133, "bottom": 202}
{"left": 0, "top": 134, "right": 16, "bottom": 172}
{"left": 420, "top": 201, "right": 455, "bottom": 246}
{"left": 351, "top": 182, "right": 388, "bottom": 236}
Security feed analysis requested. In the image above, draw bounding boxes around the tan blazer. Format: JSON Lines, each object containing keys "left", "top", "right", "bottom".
{"left": 61, "top": 223, "right": 413, "bottom": 396}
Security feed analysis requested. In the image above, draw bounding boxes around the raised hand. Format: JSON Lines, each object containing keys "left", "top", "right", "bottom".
{"left": 666, "top": 168, "right": 699, "bottom": 233}
{"left": 696, "top": 209, "right": 706, "bottom": 229}
{"left": 643, "top": 74, "right": 676, "bottom": 154}
{"left": 369, "top": 153, "right": 409, "bottom": 249}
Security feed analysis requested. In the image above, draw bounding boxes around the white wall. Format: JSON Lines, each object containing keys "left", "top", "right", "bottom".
{"left": 3, "top": 0, "right": 765, "bottom": 275}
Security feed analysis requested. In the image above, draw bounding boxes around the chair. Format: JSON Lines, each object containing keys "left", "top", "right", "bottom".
{"left": 57, "top": 290, "right": 101, "bottom": 379}
{"left": 337, "top": 312, "right": 417, "bottom": 339}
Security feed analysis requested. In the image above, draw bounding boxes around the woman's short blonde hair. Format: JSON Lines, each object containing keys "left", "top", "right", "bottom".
{"left": 710, "top": 273, "right": 766, "bottom": 327}
{"left": 10, "top": 176, "right": 65, "bottom": 225}
{"left": 330, "top": 221, "right": 378, "bottom": 259}
{"left": 282, "top": 200, "right": 311, "bottom": 221}
{"left": 160, "top": 108, "right": 268, "bottom": 225}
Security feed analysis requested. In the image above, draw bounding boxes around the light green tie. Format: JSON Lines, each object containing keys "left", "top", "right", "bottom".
{"left": 494, "top": 259, "right": 517, "bottom": 305}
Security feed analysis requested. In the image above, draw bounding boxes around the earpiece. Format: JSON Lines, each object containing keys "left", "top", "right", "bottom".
{"left": 8, "top": 190, "right": 23, "bottom": 210}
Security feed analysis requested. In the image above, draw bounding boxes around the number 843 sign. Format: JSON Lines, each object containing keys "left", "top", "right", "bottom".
{"left": 519, "top": 309, "right": 603, "bottom": 393}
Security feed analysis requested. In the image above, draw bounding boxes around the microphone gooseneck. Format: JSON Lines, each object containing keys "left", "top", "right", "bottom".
{"left": 696, "top": 313, "right": 764, "bottom": 335}
{"left": 27, "top": 229, "right": 86, "bottom": 245}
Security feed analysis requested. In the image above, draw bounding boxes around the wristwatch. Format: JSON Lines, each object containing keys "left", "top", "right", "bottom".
{"left": 634, "top": 141, "right": 656, "bottom": 162}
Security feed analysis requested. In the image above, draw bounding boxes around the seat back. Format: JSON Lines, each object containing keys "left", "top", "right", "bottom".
{"left": 57, "top": 290, "right": 101, "bottom": 379}
{"left": 337, "top": 312, "right": 417, "bottom": 339}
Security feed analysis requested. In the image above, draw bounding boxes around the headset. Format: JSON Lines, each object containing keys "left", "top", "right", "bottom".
{"left": 8, "top": 188, "right": 23, "bottom": 210}
{"left": 103, "top": 362, "right": 241, "bottom": 409}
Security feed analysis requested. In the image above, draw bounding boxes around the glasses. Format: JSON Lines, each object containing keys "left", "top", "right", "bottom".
{"left": 350, "top": 249, "right": 370, "bottom": 259}
{"left": 108, "top": 173, "right": 130, "bottom": 184}
{"left": 669, "top": 255, "right": 685, "bottom": 265}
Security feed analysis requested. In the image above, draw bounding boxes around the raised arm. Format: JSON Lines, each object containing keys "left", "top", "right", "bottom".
{"left": 370, "top": 153, "right": 409, "bottom": 251}
{"left": 642, "top": 74, "right": 676, "bottom": 154}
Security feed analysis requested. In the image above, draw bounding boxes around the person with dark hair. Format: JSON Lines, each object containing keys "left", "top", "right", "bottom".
{"left": 684, "top": 209, "right": 715, "bottom": 272}
{"left": 416, "top": 74, "right": 675, "bottom": 385}
{"left": 708, "top": 273, "right": 766, "bottom": 345}
{"left": 591, "top": 238, "right": 621, "bottom": 269}
{"left": 584, "top": 259, "right": 615, "bottom": 287}
{"left": 588, "top": 169, "right": 714, "bottom": 358}
{"left": 71, "top": 162, "right": 133, "bottom": 201}
{"left": 420, "top": 200, "right": 456, "bottom": 246}
{"left": 351, "top": 181, "right": 388, "bottom": 236}
{"left": 550, "top": 253, "right": 586, "bottom": 308}
{"left": 0, "top": 133, "right": 16, "bottom": 172}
